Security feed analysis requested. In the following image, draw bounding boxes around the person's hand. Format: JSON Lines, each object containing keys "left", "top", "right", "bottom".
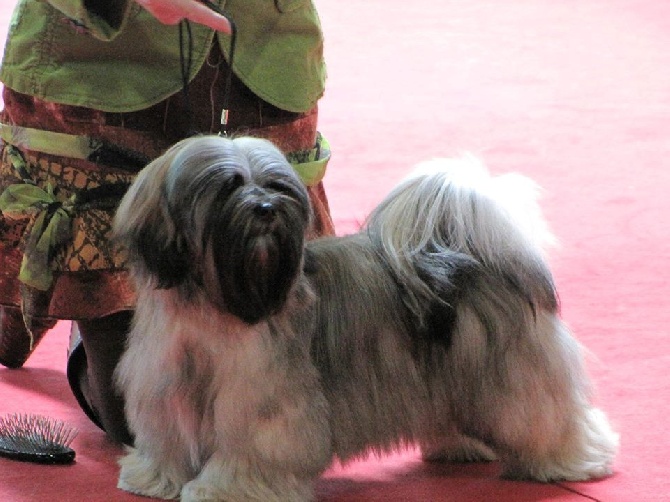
{"left": 134, "top": 0, "right": 232, "bottom": 34}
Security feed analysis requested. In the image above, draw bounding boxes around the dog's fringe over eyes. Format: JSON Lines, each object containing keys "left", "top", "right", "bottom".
{"left": 114, "top": 136, "right": 312, "bottom": 322}
{"left": 113, "top": 138, "right": 618, "bottom": 502}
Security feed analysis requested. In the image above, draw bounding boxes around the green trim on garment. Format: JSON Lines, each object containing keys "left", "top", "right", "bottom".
{"left": 0, "top": 122, "right": 102, "bottom": 160}
{"left": 286, "top": 132, "right": 330, "bottom": 187}
{"left": 0, "top": 122, "right": 329, "bottom": 186}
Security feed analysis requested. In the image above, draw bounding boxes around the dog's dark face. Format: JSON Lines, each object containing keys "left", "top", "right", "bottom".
{"left": 117, "top": 136, "right": 312, "bottom": 324}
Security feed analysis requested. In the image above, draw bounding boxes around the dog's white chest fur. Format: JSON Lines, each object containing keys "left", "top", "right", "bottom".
{"left": 116, "top": 290, "right": 331, "bottom": 500}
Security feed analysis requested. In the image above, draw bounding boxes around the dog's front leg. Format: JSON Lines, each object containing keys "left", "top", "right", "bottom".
{"left": 179, "top": 453, "right": 234, "bottom": 502}
{"left": 180, "top": 340, "right": 332, "bottom": 501}
{"left": 118, "top": 446, "right": 186, "bottom": 500}
{"left": 180, "top": 448, "right": 321, "bottom": 502}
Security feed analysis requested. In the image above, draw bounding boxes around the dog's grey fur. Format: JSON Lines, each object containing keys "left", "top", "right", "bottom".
{"left": 113, "top": 137, "right": 618, "bottom": 501}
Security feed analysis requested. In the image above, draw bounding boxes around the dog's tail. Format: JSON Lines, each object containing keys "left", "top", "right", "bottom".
{"left": 365, "top": 155, "right": 558, "bottom": 313}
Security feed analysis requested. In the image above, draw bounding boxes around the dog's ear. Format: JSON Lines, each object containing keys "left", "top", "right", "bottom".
{"left": 113, "top": 171, "right": 191, "bottom": 288}
{"left": 129, "top": 209, "right": 190, "bottom": 289}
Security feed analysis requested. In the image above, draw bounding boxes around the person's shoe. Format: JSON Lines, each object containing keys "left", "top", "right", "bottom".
{"left": 0, "top": 306, "right": 55, "bottom": 368}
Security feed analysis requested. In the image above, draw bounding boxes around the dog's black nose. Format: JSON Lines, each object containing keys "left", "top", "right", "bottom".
{"left": 254, "top": 201, "right": 276, "bottom": 219}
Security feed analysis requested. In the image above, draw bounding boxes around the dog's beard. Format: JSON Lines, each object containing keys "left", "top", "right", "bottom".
{"left": 204, "top": 190, "right": 307, "bottom": 324}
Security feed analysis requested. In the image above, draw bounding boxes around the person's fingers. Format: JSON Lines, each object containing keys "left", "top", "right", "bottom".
{"left": 155, "top": 13, "right": 184, "bottom": 25}
{"left": 133, "top": 0, "right": 232, "bottom": 33}
{"left": 183, "top": 1, "right": 232, "bottom": 33}
{"left": 133, "top": 0, "right": 182, "bottom": 24}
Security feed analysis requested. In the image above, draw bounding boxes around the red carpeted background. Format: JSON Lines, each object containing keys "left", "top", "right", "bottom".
{"left": 1, "top": 1, "right": 669, "bottom": 500}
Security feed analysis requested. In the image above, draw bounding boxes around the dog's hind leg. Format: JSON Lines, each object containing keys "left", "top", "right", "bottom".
{"left": 453, "top": 309, "right": 618, "bottom": 482}
{"left": 498, "top": 316, "right": 618, "bottom": 482}
{"left": 497, "top": 406, "right": 618, "bottom": 482}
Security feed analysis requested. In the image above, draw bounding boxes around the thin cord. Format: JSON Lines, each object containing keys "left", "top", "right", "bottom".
{"left": 554, "top": 483, "right": 603, "bottom": 502}
{"left": 178, "top": 19, "right": 195, "bottom": 136}
{"left": 207, "top": 50, "right": 222, "bottom": 132}
{"left": 179, "top": 2, "right": 237, "bottom": 137}
{"left": 194, "top": 0, "right": 237, "bottom": 136}
{"left": 219, "top": 20, "right": 237, "bottom": 137}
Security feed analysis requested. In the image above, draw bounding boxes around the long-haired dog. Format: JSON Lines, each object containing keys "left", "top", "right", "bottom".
{"left": 113, "top": 135, "right": 618, "bottom": 501}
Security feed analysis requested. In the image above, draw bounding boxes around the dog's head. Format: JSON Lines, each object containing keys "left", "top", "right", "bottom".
{"left": 114, "top": 135, "right": 312, "bottom": 324}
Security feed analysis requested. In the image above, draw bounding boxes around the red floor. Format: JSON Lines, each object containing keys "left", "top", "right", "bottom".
{"left": 2, "top": 1, "right": 670, "bottom": 500}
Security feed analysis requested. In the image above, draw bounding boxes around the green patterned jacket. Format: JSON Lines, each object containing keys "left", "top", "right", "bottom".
{"left": 0, "top": 0, "right": 326, "bottom": 113}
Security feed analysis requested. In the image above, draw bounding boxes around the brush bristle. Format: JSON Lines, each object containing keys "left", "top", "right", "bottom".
{"left": 0, "top": 414, "right": 78, "bottom": 464}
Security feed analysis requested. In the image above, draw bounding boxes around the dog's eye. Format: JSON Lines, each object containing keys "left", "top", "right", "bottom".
{"left": 214, "top": 173, "right": 245, "bottom": 197}
{"left": 265, "top": 180, "right": 295, "bottom": 195}
{"left": 227, "top": 173, "right": 246, "bottom": 190}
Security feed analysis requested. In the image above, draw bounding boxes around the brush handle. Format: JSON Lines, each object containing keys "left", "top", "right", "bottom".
{"left": 0, "top": 445, "right": 75, "bottom": 465}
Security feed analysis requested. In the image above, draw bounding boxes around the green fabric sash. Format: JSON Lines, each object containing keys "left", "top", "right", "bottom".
{"left": 0, "top": 148, "right": 75, "bottom": 290}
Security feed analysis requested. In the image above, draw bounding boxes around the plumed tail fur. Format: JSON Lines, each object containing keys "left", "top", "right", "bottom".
{"left": 365, "top": 156, "right": 559, "bottom": 315}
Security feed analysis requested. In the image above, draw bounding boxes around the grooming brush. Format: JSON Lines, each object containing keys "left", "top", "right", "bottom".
{"left": 0, "top": 413, "right": 78, "bottom": 464}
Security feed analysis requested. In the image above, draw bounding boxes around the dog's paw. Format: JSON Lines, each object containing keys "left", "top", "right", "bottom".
{"left": 181, "top": 481, "right": 223, "bottom": 502}
{"left": 421, "top": 435, "right": 497, "bottom": 464}
{"left": 117, "top": 447, "right": 183, "bottom": 499}
{"left": 181, "top": 461, "right": 315, "bottom": 502}
{"left": 501, "top": 407, "right": 619, "bottom": 482}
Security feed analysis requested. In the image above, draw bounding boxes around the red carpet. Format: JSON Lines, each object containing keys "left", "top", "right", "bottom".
{"left": 2, "top": 1, "right": 669, "bottom": 500}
